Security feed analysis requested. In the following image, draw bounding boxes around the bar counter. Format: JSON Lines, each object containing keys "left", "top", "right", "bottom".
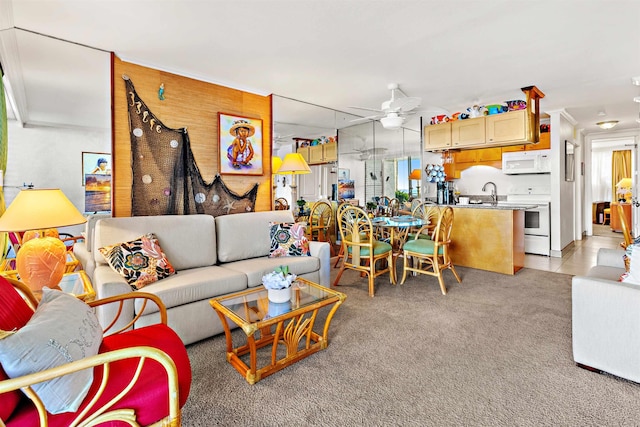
{"left": 448, "top": 205, "right": 526, "bottom": 275}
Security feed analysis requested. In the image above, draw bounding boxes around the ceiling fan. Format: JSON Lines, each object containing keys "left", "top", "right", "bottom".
{"left": 272, "top": 133, "right": 294, "bottom": 148}
{"left": 349, "top": 83, "right": 423, "bottom": 130}
{"left": 342, "top": 145, "right": 388, "bottom": 160}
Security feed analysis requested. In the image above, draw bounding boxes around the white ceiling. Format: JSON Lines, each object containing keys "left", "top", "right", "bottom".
{"left": 1, "top": 0, "right": 639, "bottom": 135}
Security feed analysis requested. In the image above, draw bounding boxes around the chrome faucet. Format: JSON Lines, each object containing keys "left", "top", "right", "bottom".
{"left": 482, "top": 181, "right": 498, "bottom": 203}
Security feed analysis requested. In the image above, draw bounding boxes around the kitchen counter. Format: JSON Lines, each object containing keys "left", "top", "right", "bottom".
{"left": 449, "top": 206, "right": 525, "bottom": 275}
{"left": 450, "top": 202, "right": 537, "bottom": 210}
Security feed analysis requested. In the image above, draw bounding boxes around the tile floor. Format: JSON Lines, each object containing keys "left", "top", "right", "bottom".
{"left": 524, "top": 225, "right": 624, "bottom": 276}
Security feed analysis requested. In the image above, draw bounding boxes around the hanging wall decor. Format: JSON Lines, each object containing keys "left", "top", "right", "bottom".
{"left": 123, "top": 76, "right": 258, "bottom": 216}
{"left": 218, "top": 112, "right": 263, "bottom": 175}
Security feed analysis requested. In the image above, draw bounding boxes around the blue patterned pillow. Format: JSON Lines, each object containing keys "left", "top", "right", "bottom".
{"left": 269, "top": 222, "right": 311, "bottom": 258}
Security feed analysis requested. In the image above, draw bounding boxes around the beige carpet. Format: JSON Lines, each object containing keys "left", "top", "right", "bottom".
{"left": 182, "top": 265, "right": 640, "bottom": 426}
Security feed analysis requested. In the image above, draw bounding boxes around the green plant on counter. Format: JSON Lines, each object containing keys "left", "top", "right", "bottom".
{"left": 395, "top": 190, "right": 409, "bottom": 204}
{"left": 366, "top": 201, "right": 378, "bottom": 211}
{"left": 296, "top": 198, "right": 306, "bottom": 208}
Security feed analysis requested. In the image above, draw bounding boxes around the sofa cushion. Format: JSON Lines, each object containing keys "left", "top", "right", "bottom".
{"left": 6, "top": 324, "right": 191, "bottom": 427}
{"left": 99, "top": 233, "right": 176, "bottom": 290}
{"left": 587, "top": 265, "right": 627, "bottom": 282}
{"left": 269, "top": 222, "right": 311, "bottom": 258}
{"left": 0, "top": 288, "right": 103, "bottom": 414}
{"left": 221, "top": 256, "right": 320, "bottom": 288}
{"left": 133, "top": 266, "right": 247, "bottom": 315}
{"left": 94, "top": 215, "right": 217, "bottom": 270}
{"left": 216, "top": 210, "right": 294, "bottom": 263}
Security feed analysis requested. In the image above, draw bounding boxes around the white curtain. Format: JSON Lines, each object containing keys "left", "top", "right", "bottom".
{"left": 591, "top": 148, "right": 612, "bottom": 202}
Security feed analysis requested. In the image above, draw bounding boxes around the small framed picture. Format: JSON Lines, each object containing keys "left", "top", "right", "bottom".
{"left": 218, "top": 113, "right": 263, "bottom": 175}
{"left": 82, "top": 152, "right": 111, "bottom": 186}
{"left": 338, "top": 168, "right": 350, "bottom": 181}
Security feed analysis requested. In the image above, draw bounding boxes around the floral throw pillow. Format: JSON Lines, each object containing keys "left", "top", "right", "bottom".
{"left": 621, "top": 243, "right": 640, "bottom": 284}
{"left": 99, "top": 233, "right": 176, "bottom": 290}
{"left": 269, "top": 222, "right": 311, "bottom": 258}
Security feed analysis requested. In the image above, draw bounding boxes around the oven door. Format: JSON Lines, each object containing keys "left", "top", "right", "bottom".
{"left": 524, "top": 204, "right": 550, "bottom": 236}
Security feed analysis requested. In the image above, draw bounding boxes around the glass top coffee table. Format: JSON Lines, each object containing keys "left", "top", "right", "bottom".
{"left": 209, "top": 278, "right": 346, "bottom": 384}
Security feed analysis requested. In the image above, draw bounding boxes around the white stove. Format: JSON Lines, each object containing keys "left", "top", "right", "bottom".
{"left": 507, "top": 186, "right": 551, "bottom": 256}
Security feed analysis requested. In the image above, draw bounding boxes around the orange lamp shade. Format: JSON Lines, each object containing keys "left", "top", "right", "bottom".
{"left": 16, "top": 237, "right": 67, "bottom": 291}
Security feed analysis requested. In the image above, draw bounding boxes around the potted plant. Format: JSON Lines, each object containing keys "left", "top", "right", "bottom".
{"left": 261, "top": 265, "right": 297, "bottom": 303}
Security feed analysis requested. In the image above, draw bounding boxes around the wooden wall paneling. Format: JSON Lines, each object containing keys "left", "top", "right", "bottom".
{"left": 112, "top": 57, "right": 272, "bottom": 217}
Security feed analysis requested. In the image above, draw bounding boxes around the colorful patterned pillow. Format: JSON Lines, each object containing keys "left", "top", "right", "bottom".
{"left": 621, "top": 243, "right": 640, "bottom": 284}
{"left": 99, "top": 233, "right": 176, "bottom": 290}
{"left": 269, "top": 222, "right": 311, "bottom": 258}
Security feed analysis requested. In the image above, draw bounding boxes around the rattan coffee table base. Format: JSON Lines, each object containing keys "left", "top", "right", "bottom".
{"left": 210, "top": 278, "right": 345, "bottom": 384}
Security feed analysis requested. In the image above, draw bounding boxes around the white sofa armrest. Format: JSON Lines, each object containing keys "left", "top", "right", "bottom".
{"left": 596, "top": 248, "right": 625, "bottom": 269}
{"left": 572, "top": 275, "right": 640, "bottom": 383}
{"left": 93, "top": 265, "right": 136, "bottom": 334}
{"left": 309, "top": 241, "right": 330, "bottom": 287}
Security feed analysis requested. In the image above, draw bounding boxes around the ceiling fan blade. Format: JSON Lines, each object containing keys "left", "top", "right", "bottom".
{"left": 389, "top": 97, "right": 422, "bottom": 112}
{"left": 348, "top": 105, "right": 384, "bottom": 113}
{"left": 350, "top": 114, "right": 384, "bottom": 123}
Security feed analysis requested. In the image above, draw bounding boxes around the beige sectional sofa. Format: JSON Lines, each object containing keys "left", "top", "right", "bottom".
{"left": 571, "top": 247, "right": 640, "bottom": 382}
{"left": 90, "top": 210, "right": 330, "bottom": 345}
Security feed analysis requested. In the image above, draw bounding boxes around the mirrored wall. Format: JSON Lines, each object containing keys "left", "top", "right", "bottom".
{"left": 273, "top": 95, "right": 423, "bottom": 207}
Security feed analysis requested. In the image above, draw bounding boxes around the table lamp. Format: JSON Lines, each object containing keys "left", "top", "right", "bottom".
{"left": 409, "top": 169, "right": 421, "bottom": 197}
{"left": 0, "top": 189, "right": 87, "bottom": 292}
{"left": 272, "top": 156, "right": 282, "bottom": 207}
{"left": 616, "top": 178, "right": 632, "bottom": 203}
{"left": 277, "top": 153, "right": 311, "bottom": 207}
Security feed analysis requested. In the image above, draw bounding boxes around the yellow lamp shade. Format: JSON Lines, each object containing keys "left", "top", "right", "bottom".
{"left": 16, "top": 236, "right": 67, "bottom": 291}
{"left": 272, "top": 156, "right": 282, "bottom": 174}
{"left": 277, "top": 153, "right": 311, "bottom": 175}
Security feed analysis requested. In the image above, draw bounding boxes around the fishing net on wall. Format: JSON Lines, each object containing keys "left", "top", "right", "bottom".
{"left": 124, "top": 76, "right": 258, "bottom": 216}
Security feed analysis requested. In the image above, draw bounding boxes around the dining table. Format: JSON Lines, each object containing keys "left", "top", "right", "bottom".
{"left": 371, "top": 215, "right": 429, "bottom": 276}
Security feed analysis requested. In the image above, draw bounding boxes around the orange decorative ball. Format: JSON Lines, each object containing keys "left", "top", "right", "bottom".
{"left": 16, "top": 236, "right": 67, "bottom": 291}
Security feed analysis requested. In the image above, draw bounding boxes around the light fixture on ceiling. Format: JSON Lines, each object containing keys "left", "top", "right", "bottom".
{"left": 380, "top": 113, "right": 404, "bottom": 130}
{"left": 634, "top": 96, "right": 640, "bottom": 103}
{"left": 633, "top": 76, "right": 640, "bottom": 86}
{"left": 596, "top": 120, "right": 619, "bottom": 130}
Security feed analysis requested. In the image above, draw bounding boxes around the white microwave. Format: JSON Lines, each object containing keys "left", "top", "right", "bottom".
{"left": 502, "top": 149, "right": 551, "bottom": 175}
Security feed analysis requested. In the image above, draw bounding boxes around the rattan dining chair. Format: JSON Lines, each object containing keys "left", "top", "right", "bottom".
{"left": 409, "top": 202, "right": 440, "bottom": 240}
{"left": 401, "top": 206, "right": 461, "bottom": 295}
{"left": 274, "top": 197, "right": 289, "bottom": 210}
{"left": 333, "top": 202, "right": 351, "bottom": 268}
{"left": 333, "top": 205, "right": 394, "bottom": 297}
{"left": 308, "top": 200, "right": 334, "bottom": 255}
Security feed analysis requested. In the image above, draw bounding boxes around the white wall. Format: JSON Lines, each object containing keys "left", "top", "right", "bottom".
{"left": 5, "top": 120, "right": 111, "bottom": 234}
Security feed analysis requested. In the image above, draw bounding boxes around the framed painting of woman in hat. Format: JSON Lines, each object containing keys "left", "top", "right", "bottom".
{"left": 218, "top": 113, "right": 263, "bottom": 175}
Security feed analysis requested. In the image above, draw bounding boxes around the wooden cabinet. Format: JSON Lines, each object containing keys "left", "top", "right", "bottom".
{"left": 501, "top": 131, "right": 550, "bottom": 153}
{"left": 610, "top": 202, "right": 632, "bottom": 233}
{"left": 485, "top": 110, "right": 529, "bottom": 144}
{"left": 425, "top": 85, "right": 544, "bottom": 152}
{"left": 298, "top": 143, "right": 337, "bottom": 165}
{"left": 424, "top": 122, "right": 452, "bottom": 150}
{"left": 452, "top": 117, "right": 485, "bottom": 147}
{"left": 454, "top": 147, "right": 501, "bottom": 165}
{"left": 297, "top": 146, "right": 310, "bottom": 162}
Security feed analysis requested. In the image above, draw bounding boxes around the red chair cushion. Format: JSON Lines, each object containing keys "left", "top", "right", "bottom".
{"left": 5, "top": 324, "right": 191, "bottom": 426}
{"left": 0, "top": 277, "right": 34, "bottom": 422}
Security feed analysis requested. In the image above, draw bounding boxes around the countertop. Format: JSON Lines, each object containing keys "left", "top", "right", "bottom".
{"left": 447, "top": 202, "right": 538, "bottom": 210}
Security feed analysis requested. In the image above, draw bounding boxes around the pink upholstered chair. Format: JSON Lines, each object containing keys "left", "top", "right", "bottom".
{"left": 0, "top": 277, "right": 191, "bottom": 426}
